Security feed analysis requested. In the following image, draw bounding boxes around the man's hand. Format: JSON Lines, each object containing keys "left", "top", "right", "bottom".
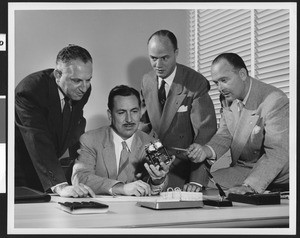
{"left": 121, "top": 180, "right": 151, "bottom": 196}
{"left": 225, "top": 185, "right": 256, "bottom": 196}
{"left": 183, "top": 182, "right": 204, "bottom": 192}
{"left": 186, "top": 143, "right": 212, "bottom": 163}
{"left": 144, "top": 155, "right": 175, "bottom": 185}
{"left": 54, "top": 183, "right": 96, "bottom": 198}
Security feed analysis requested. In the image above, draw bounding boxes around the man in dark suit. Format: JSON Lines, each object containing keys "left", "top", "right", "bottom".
{"left": 186, "top": 53, "right": 289, "bottom": 194}
{"left": 140, "top": 30, "right": 217, "bottom": 190}
{"left": 15, "top": 44, "right": 95, "bottom": 197}
{"left": 72, "top": 85, "right": 173, "bottom": 196}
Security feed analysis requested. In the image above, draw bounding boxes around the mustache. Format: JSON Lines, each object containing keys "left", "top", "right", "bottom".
{"left": 123, "top": 123, "right": 136, "bottom": 126}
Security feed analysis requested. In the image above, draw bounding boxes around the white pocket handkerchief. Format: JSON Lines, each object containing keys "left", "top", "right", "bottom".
{"left": 252, "top": 125, "right": 261, "bottom": 134}
{"left": 177, "top": 105, "right": 188, "bottom": 112}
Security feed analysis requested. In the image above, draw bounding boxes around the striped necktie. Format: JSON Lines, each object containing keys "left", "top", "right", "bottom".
{"left": 117, "top": 141, "right": 130, "bottom": 181}
{"left": 237, "top": 100, "right": 244, "bottom": 117}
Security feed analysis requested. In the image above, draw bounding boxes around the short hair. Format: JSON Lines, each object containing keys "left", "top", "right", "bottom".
{"left": 56, "top": 44, "right": 92, "bottom": 64}
{"left": 108, "top": 85, "right": 141, "bottom": 111}
{"left": 212, "top": 53, "right": 248, "bottom": 75}
{"left": 147, "top": 29, "right": 178, "bottom": 51}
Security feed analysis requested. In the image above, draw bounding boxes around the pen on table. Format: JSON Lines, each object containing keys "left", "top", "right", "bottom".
{"left": 204, "top": 167, "right": 227, "bottom": 200}
{"left": 171, "top": 147, "right": 216, "bottom": 161}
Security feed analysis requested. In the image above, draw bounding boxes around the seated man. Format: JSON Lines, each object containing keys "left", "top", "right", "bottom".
{"left": 72, "top": 85, "right": 173, "bottom": 196}
{"left": 185, "top": 52, "right": 289, "bottom": 194}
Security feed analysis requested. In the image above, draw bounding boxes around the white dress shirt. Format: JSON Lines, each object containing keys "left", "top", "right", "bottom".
{"left": 158, "top": 66, "right": 177, "bottom": 97}
{"left": 111, "top": 128, "right": 134, "bottom": 174}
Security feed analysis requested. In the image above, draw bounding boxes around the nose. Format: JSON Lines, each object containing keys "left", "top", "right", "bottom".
{"left": 217, "top": 82, "right": 224, "bottom": 92}
{"left": 125, "top": 112, "right": 132, "bottom": 122}
{"left": 156, "top": 58, "right": 163, "bottom": 68}
{"left": 80, "top": 80, "right": 88, "bottom": 92}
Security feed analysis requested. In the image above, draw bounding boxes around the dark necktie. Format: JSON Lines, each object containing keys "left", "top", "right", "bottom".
{"left": 158, "top": 79, "right": 166, "bottom": 110}
{"left": 62, "top": 97, "right": 72, "bottom": 140}
{"left": 118, "top": 141, "right": 130, "bottom": 181}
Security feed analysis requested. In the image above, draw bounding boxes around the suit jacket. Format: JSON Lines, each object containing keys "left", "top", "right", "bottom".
{"left": 71, "top": 126, "right": 164, "bottom": 195}
{"left": 15, "top": 69, "right": 91, "bottom": 192}
{"left": 207, "top": 77, "right": 289, "bottom": 193}
{"left": 141, "top": 63, "right": 217, "bottom": 188}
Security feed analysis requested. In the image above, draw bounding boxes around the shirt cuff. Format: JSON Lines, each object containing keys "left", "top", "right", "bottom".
{"left": 206, "top": 145, "right": 216, "bottom": 160}
{"left": 188, "top": 181, "right": 204, "bottom": 188}
{"left": 108, "top": 182, "right": 124, "bottom": 196}
{"left": 51, "top": 182, "right": 68, "bottom": 194}
{"left": 149, "top": 177, "right": 168, "bottom": 195}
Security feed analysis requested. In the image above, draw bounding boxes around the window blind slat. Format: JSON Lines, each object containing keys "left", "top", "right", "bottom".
{"left": 194, "top": 9, "right": 290, "bottom": 125}
{"left": 255, "top": 9, "right": 289, "bottom": 98}
{"left": 197, "top": 9, "right": 252, "bottom": 123}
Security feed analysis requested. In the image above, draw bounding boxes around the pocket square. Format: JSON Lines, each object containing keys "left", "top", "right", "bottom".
{"left": 252, "top": 125, "right": 261, "bottom": 134}
{"left": 177, "top": 105, "right": 188, "bottom": 112}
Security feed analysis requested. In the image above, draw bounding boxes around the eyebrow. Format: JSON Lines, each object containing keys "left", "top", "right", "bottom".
{"left": 150, "top": 55, "right": 168, "bottom": 59}
{"left": 70, "top": 77, "right": 92, "bottom": 81}
{"left": 117, "top": 107, "right": 140, "bottom": 111}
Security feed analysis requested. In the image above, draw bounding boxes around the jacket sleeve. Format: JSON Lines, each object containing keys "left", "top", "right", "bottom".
{"left": 191, "top": 79, "right": 217, "bottom": 145}
{"left": 71, "top": 133, "right": 120, "bottom": 195}
{"left": 15, "top": 87, "right": 67, "bottom": 191}
{"left": 206, "top": 109, "right": 233, "bottom": 159}
{"left": 243, "top": 94, "right": 289, "bottom": 193}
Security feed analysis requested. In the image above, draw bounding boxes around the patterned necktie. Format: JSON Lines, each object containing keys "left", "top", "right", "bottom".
{"left": 62, "top": 97, "right": 72, "bottom": 139}
{"left": 158, "top": 79, "right": 166, "bottom": 110}
{"left": 118, "top": 141, "right": 130, "bottom": 180}
{"left": 237, "top": 100, "right": 244, "bottom": 117}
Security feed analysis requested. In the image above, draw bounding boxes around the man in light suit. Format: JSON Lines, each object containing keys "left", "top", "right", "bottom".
{"left": 141, "top": 30, "right": 217, "bottom": 189}
{"left": 15, "top": 44, "right": 95, "bottom": 198}
{"left": 186, "top": 53, "right": 289, "bottom": 194}
{"left": 72, "top": 85, "right": 173, "bottom": 196}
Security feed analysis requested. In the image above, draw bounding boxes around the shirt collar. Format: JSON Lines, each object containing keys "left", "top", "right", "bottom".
{"left": 58, "top": 87, "right": 65, "bottom": 101}
{"left": 111, "top": 127, "right": 134, "bottom": 152}
{"left": 236, "top": 77, "right": 252, "bottom": 106}
{"left": 158, "top": 65, "right": 177, "bottom": 87}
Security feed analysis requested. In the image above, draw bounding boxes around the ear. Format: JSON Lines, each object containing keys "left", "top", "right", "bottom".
{"left": 239, "top": 68, "right": 247, "bottom": 82}
{"left": 54, "top": 69, "right": 62, "bottom": 83}
{"left": 174, "top": 48, "right": 179, "bottom": 58}
{"left": 107, "top": 109, "right": 112, "bottom": 122}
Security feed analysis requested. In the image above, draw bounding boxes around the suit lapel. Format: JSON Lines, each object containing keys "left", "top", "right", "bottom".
{"left": 47, "top": 73, "right": 65, "bottom": 151}
{"left": 159, "top": 80, "right": 185, "bottom": 137}
{"left": 144, "top": 74, "right": 162, "bottom": 132}
{"left": 230, "top": 109, "right": 259, "bottom": 166}
{"left": 158, "top": 66, "right": 185, "bottom": 137}
{"left": 121, "top": 133, "right": 143, "bottom": 182}
{"left": 102, "top": 128, "right": 118, "bottom": 179}
{"left": 230, "top": 78, "right": 262, "bottom": 166}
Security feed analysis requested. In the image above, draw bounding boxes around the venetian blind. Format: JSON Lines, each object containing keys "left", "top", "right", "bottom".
{"left": 195, "top": 9, "right": 290, "bottom": 124}
{"left": 255, "top": 9, "right": 290, "bottom": 97}
{"left": 197, "top": 9, "right": 252, "bottom": 123}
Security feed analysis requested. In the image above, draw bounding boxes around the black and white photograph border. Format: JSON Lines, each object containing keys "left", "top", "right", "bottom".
{"left": 5, "top": 1, "right": 297, "bottom": 236}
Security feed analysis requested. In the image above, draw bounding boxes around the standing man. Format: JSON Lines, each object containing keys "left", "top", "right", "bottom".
{"left": 15, "top": 44, "right": 95, "bottom": 197}
{"left": 141, "top": 30, "right": 217, "bottom": 189}
{"left": 72, "top": 85, "right": 173, "bottom": 196}
{"left": 186, "top": 53, "right": 289, "bottom": 194}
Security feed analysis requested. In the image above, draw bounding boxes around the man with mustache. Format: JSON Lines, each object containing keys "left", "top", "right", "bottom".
{"left": 15, "top": 44, "right": 95, "bottom": 197}
{"left": 186, "top": 53, "right": 289, "bottom": 194}
{"left": 72, "top": 85, "right": 173, "bottom": 196}
{"left": 140, "top": 29, "right": 217, "bottom": 190}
